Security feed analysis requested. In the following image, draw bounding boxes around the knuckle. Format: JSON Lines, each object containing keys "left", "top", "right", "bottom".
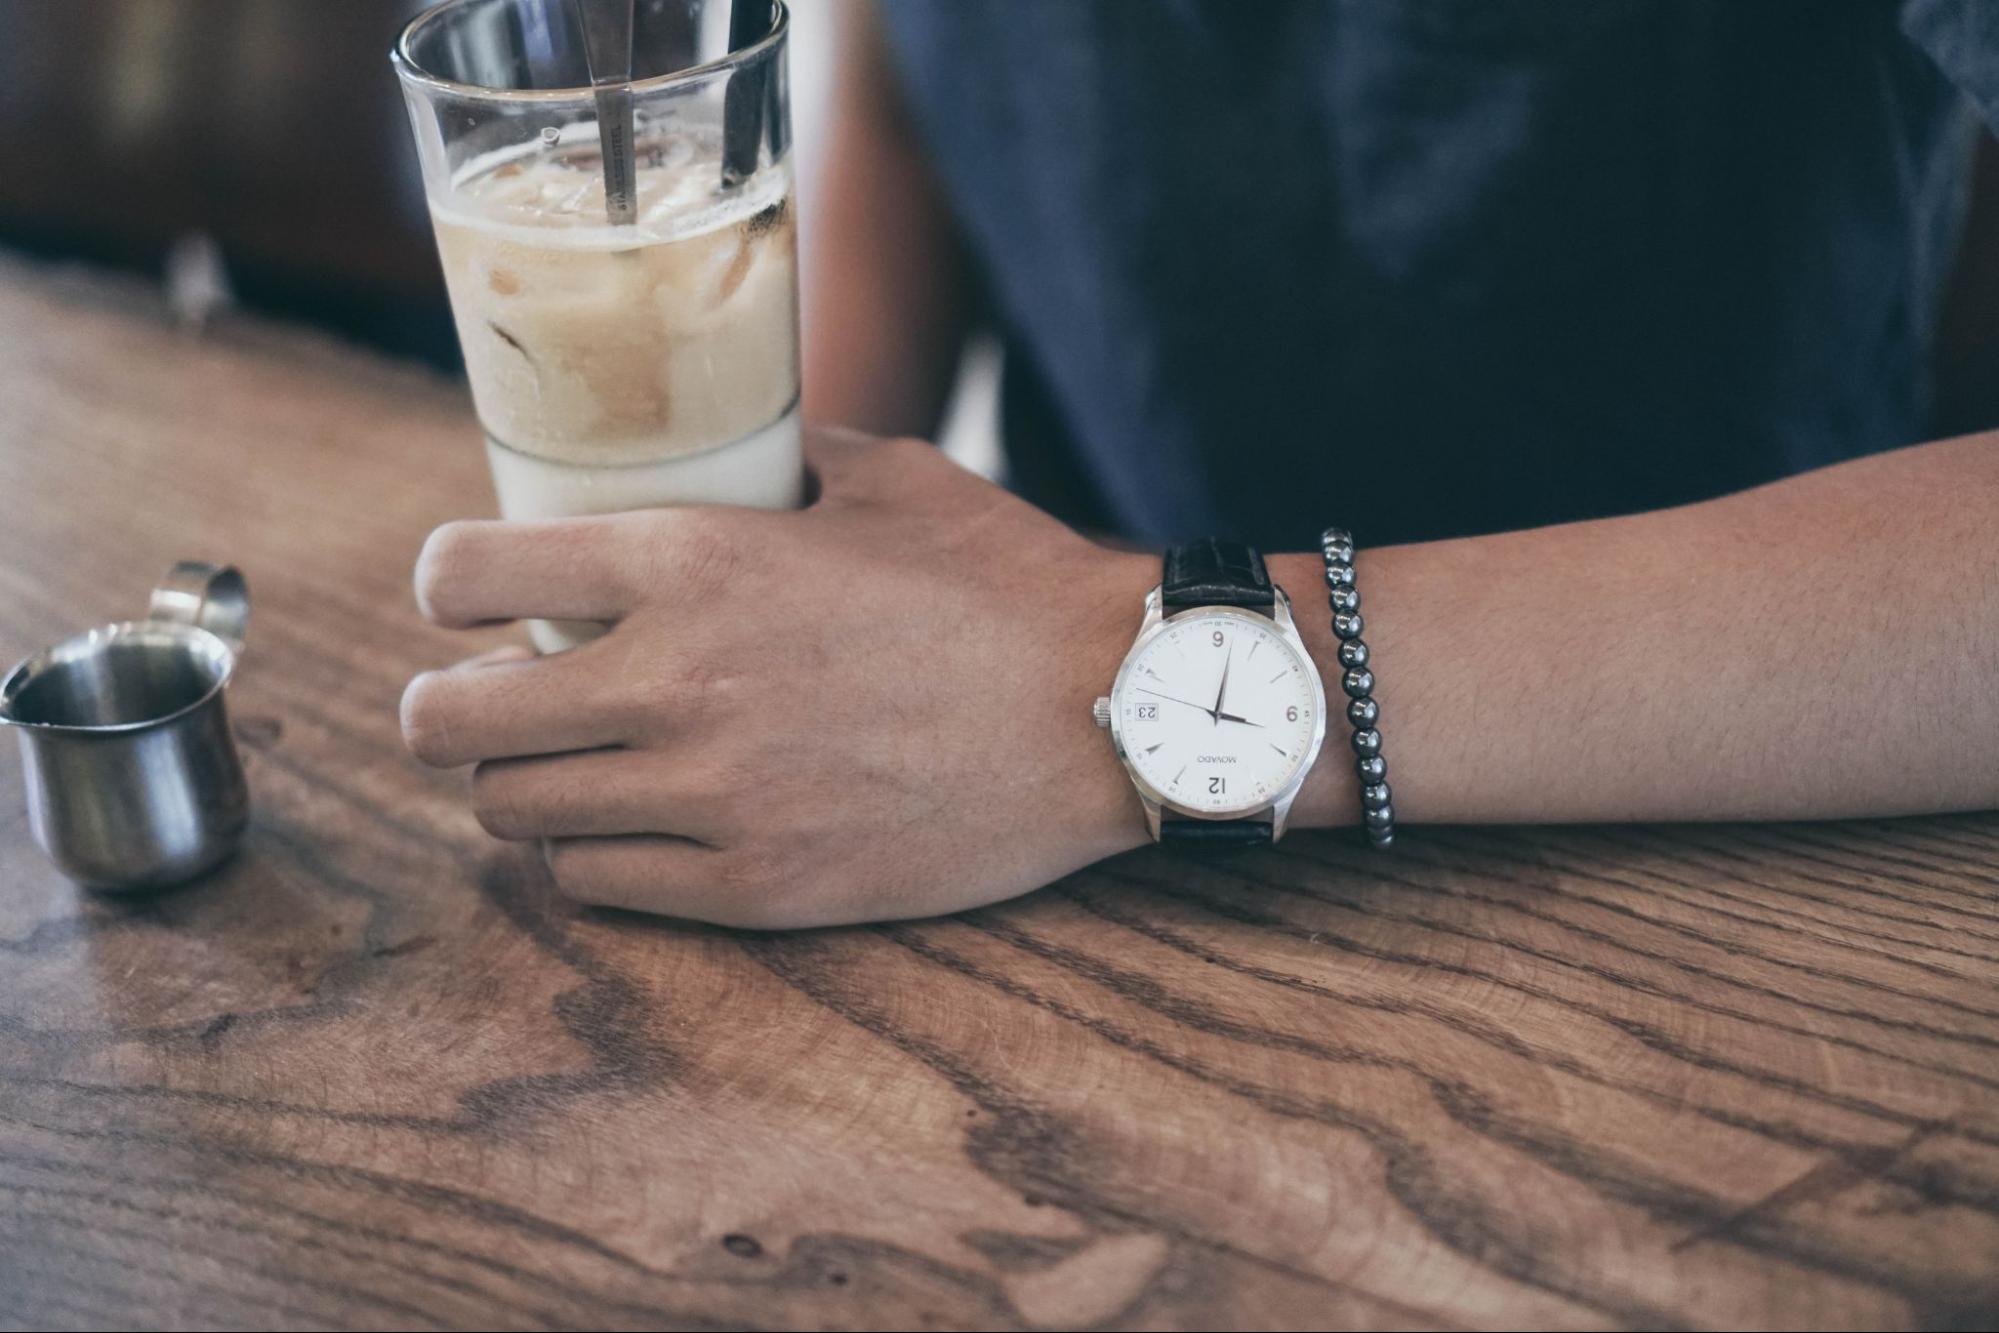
{"left": 716, "top": 847, "right": 770, "bottom": 895}
{"left": 631, "top": 655, "right": 695, "bottom": 731}
{"left": 707, "top": 751, "right": 761, "bottom": 794}
{"left": 712, "top": 847, "right": 805, "bottom": 929}
{"left": 529, "top": 517, "right": 628, "bottom": 602}
{"left": 616, "top": 653, "right": 675, "bottom": 731}
{"left": 609, "top": 507, "right": 675, "bottom": 544}
{"left": 622, "top": 645, "right": 737, "bottom": 733}
{"left": 676, "top": 655, "right": 739, "bottom": 713}
{"left": 671, "top": 519, "right": 747, "bottom": 597}
{"left": 593, "top": 511, "right": 660, "bottom": 594}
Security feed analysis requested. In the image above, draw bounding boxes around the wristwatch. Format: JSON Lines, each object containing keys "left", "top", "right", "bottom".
{"left": 1094, "top": 539, "right": 1328, "bottom": 845}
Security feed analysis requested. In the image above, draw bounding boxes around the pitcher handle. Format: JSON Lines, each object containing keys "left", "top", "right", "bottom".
{"left": 148, "top": 562, "right": 249, "bottom": 657}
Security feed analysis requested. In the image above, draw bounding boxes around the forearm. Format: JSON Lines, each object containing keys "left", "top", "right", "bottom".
{"left": 1269, "top": 433, "right": 1999, "bottom": 829}
{"left": 402, "top": 428, "right": 1997, "bottom": 928}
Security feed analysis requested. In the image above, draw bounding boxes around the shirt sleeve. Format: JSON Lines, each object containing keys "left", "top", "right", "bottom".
{"left": 1903, "top": 0, "right": 1999, "bottom": 133}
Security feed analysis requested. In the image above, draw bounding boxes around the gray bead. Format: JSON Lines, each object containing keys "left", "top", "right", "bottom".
{"left": 1327, "top": 585, "right": 1360, "bottom": 613}
{"left": 1341, "top": 668, "right": 1375, "bottom": 699}
{"left": 1351, "top": 727, "right": 1381, "bottom": 757}
{"left": 1338, "top": 639, "right": 1369, "bottom": 669}
{"left": 1364, "top": 803, "right": 1395, "bottom": 831}
{"left": 1332, "top": 610, "right": 1365, "bottom": 640}
{"left": 1347, "top": 696, "right": 1378, "bottom": 727}
{"left": 1321, "top": 532, "right": 1355, "bottom": 565}
{"left": 1355, "top": 754, "right": 1387, "bottom": 782}
{"left": 1362, "top": 781, "right": 1392, "bottom": 810}
{"left": 1367, "top": 827, "right": 1396, "bottom": 849}
{"left": 1323, "top": 561, "right": 1355, "bottom": 590}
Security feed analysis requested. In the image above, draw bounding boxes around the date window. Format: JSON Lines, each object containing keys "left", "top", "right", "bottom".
{"left": 1136, "top": 703, "right": 1160, "bottom": 721}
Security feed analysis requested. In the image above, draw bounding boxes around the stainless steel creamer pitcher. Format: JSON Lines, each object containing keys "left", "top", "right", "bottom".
{"left": 0, "top": 562, "right": 251, "bottom": 890}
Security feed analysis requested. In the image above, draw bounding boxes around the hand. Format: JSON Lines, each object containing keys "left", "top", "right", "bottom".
{"left": 401, "top": 429, "right": 1156, "bottom": 928}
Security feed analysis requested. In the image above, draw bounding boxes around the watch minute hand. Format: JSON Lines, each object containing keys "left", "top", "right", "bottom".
{"left": 1135, "top": 687, "right": 1217, "bottom": 720}
{"left": 1213, "top": 639, "right": 1232, "bottom": 724}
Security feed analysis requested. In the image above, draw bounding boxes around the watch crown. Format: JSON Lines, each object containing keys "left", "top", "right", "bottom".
{"left": 1092, "top": 696, "right": 1112, "bottom": 729}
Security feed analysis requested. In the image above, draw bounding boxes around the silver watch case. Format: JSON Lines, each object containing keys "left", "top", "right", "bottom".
{"left": 1099, "top": 586, "right": 1329, "bottom": 842}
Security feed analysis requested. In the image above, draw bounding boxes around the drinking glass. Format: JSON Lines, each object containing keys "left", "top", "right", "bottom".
{"left": 394, "top": 0, "right": 799, "bottom": 651}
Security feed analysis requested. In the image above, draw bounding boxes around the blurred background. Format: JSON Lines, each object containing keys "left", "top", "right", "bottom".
{"left": 0, "top": 0, "right": 1995, "bottom": 439}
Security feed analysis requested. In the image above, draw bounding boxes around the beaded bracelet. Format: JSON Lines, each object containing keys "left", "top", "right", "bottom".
{"left": 1321, "top": 527, "right": 1394, "bottom": 848}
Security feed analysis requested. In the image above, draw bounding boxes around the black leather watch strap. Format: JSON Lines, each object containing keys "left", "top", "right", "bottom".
{"left": 1149, "top": 539, "right": 1280, "bottom": 850}
{"left": 1161, "top": 538, "right": 1275, "bottom": 611}
{"left": 1159, "top": 817, "right": 1273, "bottom": 848}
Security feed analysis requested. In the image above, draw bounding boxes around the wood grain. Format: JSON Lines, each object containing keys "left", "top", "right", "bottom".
{"left": 1, "top": 257, "right": 1997, "bottom": 1331}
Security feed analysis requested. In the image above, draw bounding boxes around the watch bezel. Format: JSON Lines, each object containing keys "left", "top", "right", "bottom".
{"left": 1107, "top": 594, "right": 1329, "bottom": 825}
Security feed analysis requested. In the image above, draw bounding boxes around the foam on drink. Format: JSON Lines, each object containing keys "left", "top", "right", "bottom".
{"left": 430, "top": 134, "right": 802, "bottom": 651}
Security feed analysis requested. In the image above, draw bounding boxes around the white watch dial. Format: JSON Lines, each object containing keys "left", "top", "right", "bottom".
{"left": 1112, "top": 610, "right": 1321, "bottom": 815}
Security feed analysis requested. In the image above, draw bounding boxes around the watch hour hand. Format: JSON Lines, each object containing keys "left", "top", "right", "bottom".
{"left": 1216, "top": 710, "right": 1264, "bottom": 728}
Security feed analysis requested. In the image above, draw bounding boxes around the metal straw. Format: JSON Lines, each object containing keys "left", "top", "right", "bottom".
{"left": 570, "top": 0, "right": 638, "bottom": 226}
{"left": 721, "top": 0, "right": 765, "bottom": 187}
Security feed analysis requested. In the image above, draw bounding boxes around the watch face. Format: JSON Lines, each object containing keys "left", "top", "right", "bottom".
{"left": 1111, "top": 609, "right": 1324, "bottom": 816}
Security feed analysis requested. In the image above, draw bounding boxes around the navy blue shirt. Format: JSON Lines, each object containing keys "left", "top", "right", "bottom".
{"left": 879, "top": 0, "right": 1999, "bottom": 548}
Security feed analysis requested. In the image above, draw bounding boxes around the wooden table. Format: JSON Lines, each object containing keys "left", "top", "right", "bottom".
{"left": 1, "top": 259, "right": 1996, "bottom": 1331}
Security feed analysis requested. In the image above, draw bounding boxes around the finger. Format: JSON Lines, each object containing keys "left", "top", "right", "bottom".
{"left": 471, "top": 750, "right": 729, "bottom": 842}
{"left": 415, "top": 513, "right": 660, "bottom": 628}
{"left": 543, "top": 835, "right": 766, "bottom": 925}
{"left": 402, "top": 642, "right": 628, "bottom": 768}
{"left": 464, "top": 644, "right": 536, "bottom": 668}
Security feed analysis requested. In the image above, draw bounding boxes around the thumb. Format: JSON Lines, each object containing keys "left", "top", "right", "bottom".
{"left": 805, "top": 425, "right": 967, "bottom": 510}
{"left": 802, "top": 423, "right": 884, "bottom": 500}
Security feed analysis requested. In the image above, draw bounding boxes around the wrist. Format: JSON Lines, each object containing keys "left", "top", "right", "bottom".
{"left": 1061, "top": 546, "right": 1365, "bottom": 860}
{"left": 1054, "top": 546, "right": 1159, "bottom": 861}
{"left": 1267, "top": 552, "right": 1364, "bottom": 829}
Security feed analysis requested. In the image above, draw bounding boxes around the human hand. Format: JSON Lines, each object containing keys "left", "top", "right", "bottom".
{"left": 401, "top": 429, "right": 1155, "bottom": 928}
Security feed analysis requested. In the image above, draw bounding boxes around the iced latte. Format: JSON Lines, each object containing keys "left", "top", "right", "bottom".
{"left": 395, "top": 0, "right": 802, "bottom": 652}
{"left": 431, "top": 143, "right": 799, "bottom": 650}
